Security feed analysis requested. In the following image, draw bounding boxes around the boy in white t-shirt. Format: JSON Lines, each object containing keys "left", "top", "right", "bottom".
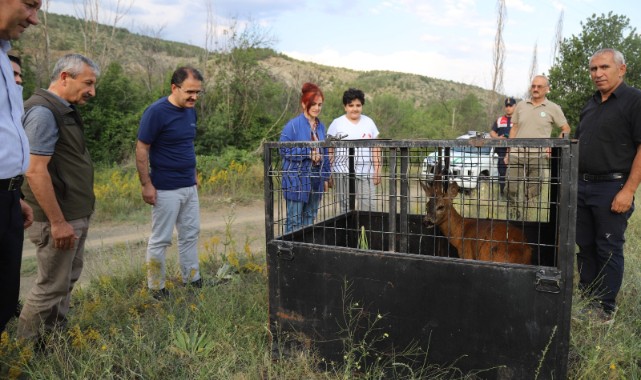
{"left": 327, "top": 88, "right": 381, "bottom": 212}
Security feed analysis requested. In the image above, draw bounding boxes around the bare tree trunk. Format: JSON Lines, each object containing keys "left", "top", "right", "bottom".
{"left": 525, "top": 42, "right": 538, "bottom": 99}
{"left": 136, "top": 24, "right": 166, "bottom": 92}
{"left": 39, "top": 0, "right": 52, "bottom": 86}
{"left": 73, "top": 0, "right": 132, "bottom": 68}
{"left": 550, "top": 10, "right": 564, "bottom": 66}
{"left": 490, "top": 0, "right": 506, "bottom": 125}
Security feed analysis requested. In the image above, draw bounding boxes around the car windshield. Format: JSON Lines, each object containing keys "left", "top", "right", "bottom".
{"left": 452, "top": 146, "right": 492, "bottom": 155}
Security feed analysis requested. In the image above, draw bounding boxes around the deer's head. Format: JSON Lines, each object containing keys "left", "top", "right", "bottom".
{"left": 420, "top": 180, "right": 460, "bottom": 227}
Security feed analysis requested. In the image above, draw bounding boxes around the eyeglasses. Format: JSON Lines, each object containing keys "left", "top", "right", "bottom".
{"left": 531, "top": 84, "right": 548, "bottom": 89}
{"left": 176, "top": 85, "right": 204, "bottom": 97}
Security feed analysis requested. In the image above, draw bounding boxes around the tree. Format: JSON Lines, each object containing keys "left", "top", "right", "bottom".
{"left": 83, "top": 62, "right": 150, "bottom": 163}
{"left": 548, "top": 12, "right": 641, "bottom": 130}
{"left": 490, "top": 0, "right": 506, "bottom": 123}
{"left": 73, "top": 0, "right": 133, "bottom": 68}
{"left": 196, "top": 19, "right": 285, "bottom": 154}
{"left": 550, "top": 10, "right": 564, "bottom": 66}
{"left": 525, "top": 42, "right": 538, "bottom": 99}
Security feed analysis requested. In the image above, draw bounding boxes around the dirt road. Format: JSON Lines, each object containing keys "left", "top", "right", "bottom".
{"left": 22, "top": 201, "right": 266, "bottom": 258}
{"left": 19, "top": 200, "right": 266, "bottom": 297}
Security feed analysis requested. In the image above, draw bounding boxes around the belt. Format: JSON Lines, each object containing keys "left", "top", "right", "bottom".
{"left": 579, "top": 172, "right": 627, "bottom": 182}
{"left": 0, "top": 175, "right": 24, "bottom": 191}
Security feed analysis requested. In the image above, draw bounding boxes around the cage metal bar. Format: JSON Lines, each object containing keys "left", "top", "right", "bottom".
{"left": 388, "top": 148, "right": 398, "bottom": 252}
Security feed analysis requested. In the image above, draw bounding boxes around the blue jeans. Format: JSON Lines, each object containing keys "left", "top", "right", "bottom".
{"left": 285, "top": 186, "right": 322, "bottom": 233}
{"left": 576, "top": 179, "right": 633, "bottom": 312}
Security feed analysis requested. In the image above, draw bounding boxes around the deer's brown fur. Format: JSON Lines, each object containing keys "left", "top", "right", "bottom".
{"left": 421, "top": 181, "right": 532, "bottom": 265}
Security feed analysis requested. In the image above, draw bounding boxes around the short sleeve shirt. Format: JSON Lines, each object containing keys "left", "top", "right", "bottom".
{"left": 138, "top": 97, "right": 197, "bottom": 190}
{"left": 327, "top": 114, "right": 379, "bottom": 175}
{"left": 23, "top": 99, "right": 65, "bottom": 156}
{"left": 512, "top": 99, "right": 568, "bottom": 138}
{"left": 575, "top": 82, "right": 641, "bottom": 174}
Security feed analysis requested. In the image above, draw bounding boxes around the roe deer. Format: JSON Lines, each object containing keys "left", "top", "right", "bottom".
{"left": 421, "top": 180, "right": 532, "bottom": 264}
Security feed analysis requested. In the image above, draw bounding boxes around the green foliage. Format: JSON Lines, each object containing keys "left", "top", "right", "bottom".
{"left": 548, "top": 12, "right": 641, "bottom": 131}
{"left": 196, "top": 46, "right": 289, "bottom": 155}
{"left": 83, "top": 62, "right": 151, "bottom": 163}
{"left": 171, "top": 329, "right": 216, "bottom": 358}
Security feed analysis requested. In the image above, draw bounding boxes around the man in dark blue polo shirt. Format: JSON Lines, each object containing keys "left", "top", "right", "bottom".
{"left": 575, "top": 48, "right": 641, "bottom": 323}
{"left": 136, "top": 66, "right": 204, "bottom": 298}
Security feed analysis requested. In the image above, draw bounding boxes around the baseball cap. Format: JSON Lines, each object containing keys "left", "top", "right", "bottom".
{"left": 504, "top": 97, "right": 517, "bottom": 106}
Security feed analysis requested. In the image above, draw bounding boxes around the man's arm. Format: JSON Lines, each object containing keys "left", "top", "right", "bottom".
{"left": 135, "top": 140, "right": 156, "bottom": 205}
{"left": 25, "top": 154, "right": 77, "bottom": 250}
{"left": 559, "top": 123, "right": 571, "bottom": 138}
{"left": 372, "top": 146, "right": 382, "bottom": 186}
{"left": 612, "top": 145, "right": 641, "bottom": 213}
{"left": 508, "top": 122, "right": 519, "bottom": 139}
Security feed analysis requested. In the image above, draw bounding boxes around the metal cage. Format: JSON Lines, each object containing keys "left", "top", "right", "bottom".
{"left": 264, "top": 137, "right": 578, "bottom": 379}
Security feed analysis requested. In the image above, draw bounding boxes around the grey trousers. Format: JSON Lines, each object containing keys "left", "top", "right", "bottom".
{"left": 146, "top": 185, "right": 201, "bottom": 290}
{"left": 18, "top": 216, "right": 90, "bottom": 340}
{"left": 333, "top": 173, "right": 377, "bottom": 213}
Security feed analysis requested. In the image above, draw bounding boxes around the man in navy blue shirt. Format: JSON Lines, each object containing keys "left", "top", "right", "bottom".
{"left": 575, "top": 48, "right": 641, "bottom": 323}
{"left": 136, "top": 66, "right": 204, "bottom": 298}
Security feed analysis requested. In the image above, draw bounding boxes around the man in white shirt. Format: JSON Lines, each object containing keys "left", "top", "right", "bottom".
{"left": 327, "top": 88, "right": 381, "bottom": 212}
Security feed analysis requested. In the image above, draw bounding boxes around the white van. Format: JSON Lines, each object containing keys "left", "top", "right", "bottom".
{"left": 420, "top": 131, "right": 499, "bottom": 189}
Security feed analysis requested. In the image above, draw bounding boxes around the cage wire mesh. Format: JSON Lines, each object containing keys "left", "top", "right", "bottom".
{"left": 265, "top": 138, "right": 570, "bottom": 267}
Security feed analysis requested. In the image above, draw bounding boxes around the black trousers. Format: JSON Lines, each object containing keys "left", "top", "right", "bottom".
{"left": 0, "top": 189, "right": 24, "bottom": 332}
{"left": 576, "top": 179, "right": 631, "bottom": 312}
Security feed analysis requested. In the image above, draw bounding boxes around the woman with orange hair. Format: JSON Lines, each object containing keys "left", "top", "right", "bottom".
{"left": 279, "top": 83, "right": 331, "bottom": 232}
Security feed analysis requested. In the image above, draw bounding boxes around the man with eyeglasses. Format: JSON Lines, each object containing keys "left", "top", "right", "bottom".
{"left": 136, "top": 66, "right": 204, "bottom": 299}
{"left": 490, "top": 96, "right": 517, "bottom": 197}
{"left": 0, "top": 0, "right": 40, "bottom": 334}
{"left": 505, "top": 75, "right": 570, "bottom": 220}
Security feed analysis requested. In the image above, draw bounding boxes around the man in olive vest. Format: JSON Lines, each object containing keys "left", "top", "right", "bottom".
{"left": 18, "top": 54, "right": 100, "bottom": 343}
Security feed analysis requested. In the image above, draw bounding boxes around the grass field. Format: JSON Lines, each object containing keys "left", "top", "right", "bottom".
{"left": 2, "top": 163, "right": 640, "bottom": 379}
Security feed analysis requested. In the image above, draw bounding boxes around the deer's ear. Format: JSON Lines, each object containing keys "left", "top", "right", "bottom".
{"left": 446, "top": 182, "right": 460, "bottom": 197}
{"left": 419, "top": 180, "right": 433, "bottom": 195}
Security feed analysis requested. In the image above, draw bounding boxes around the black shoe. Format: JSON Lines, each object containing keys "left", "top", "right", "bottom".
{"left": 188, "top": 279, "right": 203, "bottom": 288}
{"left": 573, "top": 302, "right": 615, "bottom": 325}
{"left": 151, "top": 288, "right": 170, "bottom": 300}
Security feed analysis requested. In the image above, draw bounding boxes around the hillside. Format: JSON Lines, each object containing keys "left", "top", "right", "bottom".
{"left": 9, "top": 12, "right": 503, "bottom": 163}
{"left": 259, "top": 55, "right": 495, "bottom": 110}
{"left": 13, "top": 13, "right": 498, "bottom": 111}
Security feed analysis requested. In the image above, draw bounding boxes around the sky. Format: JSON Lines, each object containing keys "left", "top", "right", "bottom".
{"left": 45, "top": 0, "right": 641, "bottom": 96}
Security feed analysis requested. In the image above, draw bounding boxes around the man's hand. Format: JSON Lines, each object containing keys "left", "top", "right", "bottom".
{"left": 611, "top": 188, "right": 634, "bottom": 214}
{"left": 20, "top": 199, "right": 33, "bottom": 229}
{"left": 142, "top": 182, "right": 157, "bottom": 205}
{"left": 51, "top": 220, "right": 78, "bottom": 250}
